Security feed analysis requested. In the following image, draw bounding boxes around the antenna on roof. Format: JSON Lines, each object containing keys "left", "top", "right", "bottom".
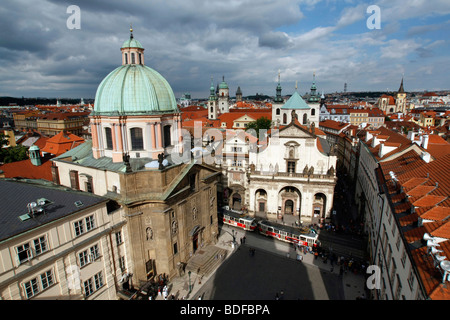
{"left": 424, "top": 233, "right": 450, "bottom": 283}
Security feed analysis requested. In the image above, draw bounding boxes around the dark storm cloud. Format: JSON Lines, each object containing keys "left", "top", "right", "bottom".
{"left": 258, "top": 31, "right": 293, "bottom": 49}
{"left": 1, "top": 0, "right": 448, "bottom": 98}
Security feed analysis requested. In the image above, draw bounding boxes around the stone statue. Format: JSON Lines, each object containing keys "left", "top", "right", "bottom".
{"left": 123, "top": 152, "right": 132, "bottom": 173}
{"left": 327, "top": 166, "right": 335, "bottom": 176}
{"left": 291, "top": 110, "right": 297, "bottom": 123}
{"left": 158, "top": 153, "right": 164, "bottom": 170}
{"left": 303, "top": 165, "right": 309, "bottom": 175}
{"left": 146, "top": 227, "right": 153, "bottom": 241}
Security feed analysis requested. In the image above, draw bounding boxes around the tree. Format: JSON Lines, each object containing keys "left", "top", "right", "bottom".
{"left": 245, "top": 117, "right": 272, "bottom": 139}
{"left": 0, "top": 133, "right": 29, "bottom": 164}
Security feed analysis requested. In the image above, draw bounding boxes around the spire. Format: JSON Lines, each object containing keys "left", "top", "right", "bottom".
{"left": 398, "top": 77, "right": 405, "bottom": 93}
{"left": 274, "top": 70, "right": 283, "bottom": 103}
{"left": 295, "top": 81, "right": 298, "bottom": 91}
{"left": 130, "top": 23, "right": 134, "bottom": 39}
{"left": 209, "top": 76, "right": 215, "bottom": 96}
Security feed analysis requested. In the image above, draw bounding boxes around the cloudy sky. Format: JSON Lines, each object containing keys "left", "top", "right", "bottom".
{"left": 0, "top": 0, "right": 449, "bottom": 100}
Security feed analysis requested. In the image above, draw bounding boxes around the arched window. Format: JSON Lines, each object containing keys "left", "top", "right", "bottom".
{"left": 283, "top": 113, "right": 287, "bottom": 124}
{"left": 311, "top": 108, "right": 315, "bottom": 116}
{"left": 124, "top": 53, "right": 128, "bottom": 64}
{"left": 105, "top": 127, "right": 113, "bottom": 150}
{"left": 131, "top": 53, "right": 135, "bottom": 64}
{"left": 163, "top": 125, "right": 171, "bottom": 147}
{"left": 303, "top": 113, "right": 307, "bottom": 125}
{"left": 139, "top": 53, "right": 142, "bottom": 65}
{"left": 130, "top": 128, "right": 143, "bottom": 150}
{"left": 276, "top": 108, "right": 280, "bottom": 115}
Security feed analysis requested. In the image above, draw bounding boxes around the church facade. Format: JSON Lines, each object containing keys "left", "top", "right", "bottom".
{"left": 247, "top": 114, "right": 337, "bottom": 225}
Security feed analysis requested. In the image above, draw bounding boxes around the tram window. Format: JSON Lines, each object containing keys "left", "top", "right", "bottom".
{"left": 268, "top": 227, "right": 274, "bottom": 233}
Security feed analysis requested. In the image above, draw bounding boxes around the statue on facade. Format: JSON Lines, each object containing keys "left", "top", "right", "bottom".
{"left": 303, "top": 165, "right": 309, "bottom": 175}
{"left": 158, "top": 153, "right": 165, "bottom": 170}
{"left": 327, "top": 166, "right": 335, "bottom": 176}
{"left": 123, "top": 152, "right": 132, "bottom": 173}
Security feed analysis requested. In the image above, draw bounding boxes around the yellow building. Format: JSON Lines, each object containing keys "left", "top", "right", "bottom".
{"left": 349, "top": 109, "right": 369, "bottom": 127}
{"left": 37, "top": 112, "right": 89, "bottom": 136}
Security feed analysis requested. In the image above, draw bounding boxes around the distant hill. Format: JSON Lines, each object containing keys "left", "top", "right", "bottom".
{"left": 0, "top": 97, "right": 93, "bottom": 106}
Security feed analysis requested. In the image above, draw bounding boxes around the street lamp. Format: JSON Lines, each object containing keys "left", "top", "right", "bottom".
{"left": 188, "top": 271, "right": 192, "bottom": 293}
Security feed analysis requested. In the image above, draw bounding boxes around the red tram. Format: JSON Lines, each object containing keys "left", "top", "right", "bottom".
{"left": 220, "top": 208, "right": 257, "bottom": 231}
{"left": 257, "top": 220, "right": 319, "bottom": 247}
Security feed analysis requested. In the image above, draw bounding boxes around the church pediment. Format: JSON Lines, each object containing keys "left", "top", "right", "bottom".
{"left": 279, "top": 122, "right": 314, "bottom": 138}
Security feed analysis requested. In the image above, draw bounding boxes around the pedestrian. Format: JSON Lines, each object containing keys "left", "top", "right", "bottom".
{"left": 162, "top": 285, "right": 168, "bottom": 300}
{"left": 243, "top": 236, "right": 246, "bottom": 244}
{"left": 275, "top": 293, "right": 279, "bottom": 300}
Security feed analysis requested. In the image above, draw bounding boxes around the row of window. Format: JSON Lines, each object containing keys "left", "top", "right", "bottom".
{"left": 124, "top": 52, "right": 142, "bottom": 65}
{"left": 276, "top": 109, "right": 316, "bottom": 116}
{"left": 16, "top": 216, "right": 95, "bottom": 265}
{"left": 23, "top": 269, "right": 55, "bottom": 299}
{"left": 103, "top": 125, "right": 172, "bottom": 150}
{"left": 19, "top": 230, "right": 125, "bottom": 299}
{"left": 23, "top": 268, "right": 106, "bottom": 299}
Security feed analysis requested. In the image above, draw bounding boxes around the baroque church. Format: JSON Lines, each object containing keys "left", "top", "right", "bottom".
{"left": 248, "top": 73, "right": 337, "bottom": 225}
{"left": 51, "top": 29, "right": 220, "bottom": 286}
{"left": 205, "top": 70, "right": 337, "bottom": 226}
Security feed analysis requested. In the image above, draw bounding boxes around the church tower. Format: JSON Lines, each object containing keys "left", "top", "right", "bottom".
{"left": 274, "top": 70, "right": 283, "bottom": 103}
{"left": 218, "top": 76, "right": 230, "bottom": 113}
{"left": 396, "top": 78, "right": 406, "bottom": 113}
{"left": 236, "top": 86, "right": 242, "bottom": 102}
{"left": 307, "top": 72, "right": 320, "bottom": 103}
{"left": 208, "top": 77, "right": 218, "bottom": 120}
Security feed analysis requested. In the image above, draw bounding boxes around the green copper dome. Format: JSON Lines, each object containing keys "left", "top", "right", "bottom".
{"left": 121, "top": 37, "right": 143, "bottom": 49}
{"left": 219, "top": 76, "right": 228, "bottom": 89}
{"left": 93, "top": 64, "right": 179, "bottom": 115}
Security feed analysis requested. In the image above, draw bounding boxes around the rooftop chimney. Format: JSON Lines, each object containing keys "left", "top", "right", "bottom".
{"left": 422, "top": 135, "right": 429, "bottom": 149}
{"left": 421, "top": 151, "right": 431, "bottom": 163}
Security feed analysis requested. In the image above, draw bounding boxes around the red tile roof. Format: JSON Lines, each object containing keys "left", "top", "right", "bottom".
{"left": 383, "top": 153, "right": 450, "bottom": 299}
{"left": 40, "top": 131, "right": 84, "bottom": 156}
{"left": 0, "top": 158, "right": 53, "bottom": 181}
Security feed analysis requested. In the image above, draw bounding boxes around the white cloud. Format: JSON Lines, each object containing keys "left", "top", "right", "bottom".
{"left": 380, "top": 39, "right": 421, "bottom": 59}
